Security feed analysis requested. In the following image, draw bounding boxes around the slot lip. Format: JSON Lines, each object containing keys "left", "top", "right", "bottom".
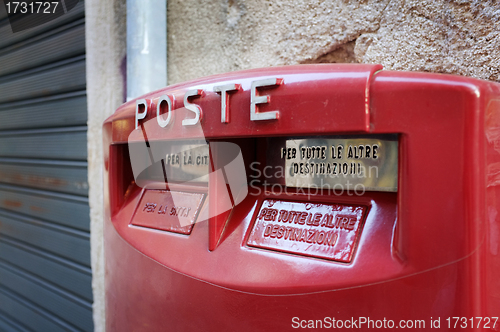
{"left": 109, "top": 188, "right": 402, "bottom": 295}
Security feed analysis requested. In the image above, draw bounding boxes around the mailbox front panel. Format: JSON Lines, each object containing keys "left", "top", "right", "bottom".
{"left": 103, "top": 65, "right": 500, "bottom": 331}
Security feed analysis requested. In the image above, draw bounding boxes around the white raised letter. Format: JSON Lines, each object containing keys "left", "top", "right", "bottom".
{"left": 135, "top": 99, "right": 149, "bottom": 129}
{"left": 214, "top": 83, "right": 241, "bottom": 123}
{"left": 156, "top": 95, "right": 173, "bottom": 128}
{"left": 250, "top": 78, "right": 283, "bottom": 121}
{"left": 182, "top": 89, "right": 203, "bottom": 126}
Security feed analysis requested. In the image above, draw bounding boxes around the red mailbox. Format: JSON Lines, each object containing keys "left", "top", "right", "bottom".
{"left": 103, "top": 64, "right": 500, "bottom": 331}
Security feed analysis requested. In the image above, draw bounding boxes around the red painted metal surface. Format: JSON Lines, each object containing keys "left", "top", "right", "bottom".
{"left": 103, "top": 64, "right": 500, "bottom": 331}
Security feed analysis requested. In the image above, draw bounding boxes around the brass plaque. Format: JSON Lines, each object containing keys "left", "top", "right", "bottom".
{"left": 129, "top": 140, "right": 210, "bottom": 186}
{"left": 131, "top": 190, "right": 205, "bottom": 234}
{"left": 282, "top": 137, "right": 398, "bottom": 192}
{"left": 247, "top": 200, "right": 367, "bottom": 263}
{"left": 163, "top": 143, "right": 210, "bottom": 182}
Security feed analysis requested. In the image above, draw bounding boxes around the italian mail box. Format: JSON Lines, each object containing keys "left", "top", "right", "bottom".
{"left": 103, "top": 64, "right": 500, "bottom": 331}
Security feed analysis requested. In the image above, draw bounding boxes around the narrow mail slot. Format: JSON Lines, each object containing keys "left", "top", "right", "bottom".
{"left": 131, "top": 190, "right": 205, "bottom": 234}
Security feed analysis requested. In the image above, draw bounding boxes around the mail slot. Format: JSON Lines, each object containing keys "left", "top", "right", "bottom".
{"left": 103, "top": 64, "right": 500, "bottom": 331}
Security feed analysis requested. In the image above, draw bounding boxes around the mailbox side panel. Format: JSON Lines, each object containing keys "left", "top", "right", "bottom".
{"left": 485, "top": 92, "right": 500, "bottom": 318}
{"left": 371, "top": 71, "right": 500, "bottom": 319}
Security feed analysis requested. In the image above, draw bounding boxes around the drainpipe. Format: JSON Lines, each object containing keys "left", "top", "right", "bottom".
{"left": 127, "top": 0, "right": 167, "bottom": 101}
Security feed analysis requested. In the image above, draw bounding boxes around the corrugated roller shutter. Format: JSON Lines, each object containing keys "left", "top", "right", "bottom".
{"left": 0, "top": 2, "right": 93, "bottom": 331}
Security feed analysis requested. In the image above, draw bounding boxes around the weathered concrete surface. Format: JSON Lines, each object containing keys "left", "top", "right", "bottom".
{"left": 168, "top": 0, "right": 500, "bottom": 84}
{"left": 85, "top": 0, "right": 126, "bottom": 331}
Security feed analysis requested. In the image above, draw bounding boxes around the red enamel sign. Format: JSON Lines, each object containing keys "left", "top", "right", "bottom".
{"left": 247, "top": 200, "right": 368, "bottom": 263}
{"left": 131, "top": 190, "right": 205, "bottom": 234}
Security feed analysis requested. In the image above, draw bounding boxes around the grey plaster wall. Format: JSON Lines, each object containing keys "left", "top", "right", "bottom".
{"left": 85, "top": 1, "right": 126, "bottom": 331}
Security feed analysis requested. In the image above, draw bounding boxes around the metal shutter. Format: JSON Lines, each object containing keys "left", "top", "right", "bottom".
{"left": 0, "top": 2, "right": 93, "bottom": 331}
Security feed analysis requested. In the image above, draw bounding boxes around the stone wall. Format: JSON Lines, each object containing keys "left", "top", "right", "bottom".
{"left": 168, "top": 0, "right": 499, "bottom": 84}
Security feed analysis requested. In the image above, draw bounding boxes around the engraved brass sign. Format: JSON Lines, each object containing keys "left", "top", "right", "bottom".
{"left": 163, "top": 143, "right": 210, "bottom": 182}
{"left": 282, "top": 137, "right": 398, "bottom": 192}
{"left": 129, "top": 140, "right": 210, "bottom": 186}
